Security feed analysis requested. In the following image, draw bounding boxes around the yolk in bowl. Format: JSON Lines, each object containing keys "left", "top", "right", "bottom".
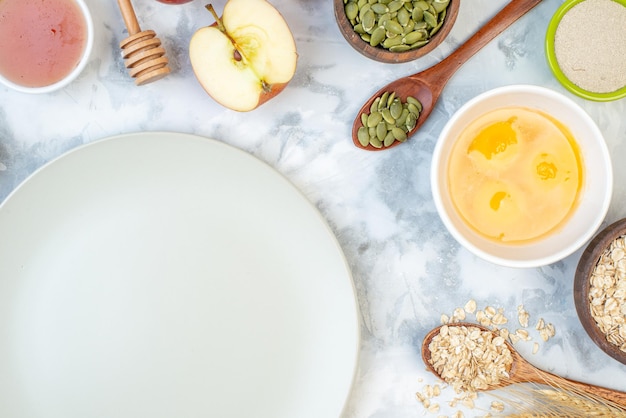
{"left": 447, "top": 106, "right": 583, "bottom": 243}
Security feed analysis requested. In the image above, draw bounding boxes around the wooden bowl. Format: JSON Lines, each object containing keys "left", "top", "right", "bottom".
{"left": 574, "top": 217, "right": 626, "bottom": 365}
{"left": 333, "top": 0, "right": 460, "bottom": 63}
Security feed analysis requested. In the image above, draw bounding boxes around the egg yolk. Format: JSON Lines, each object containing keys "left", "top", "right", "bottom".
{"left": 447, "top": 107, "right": 583, "bottom": 243}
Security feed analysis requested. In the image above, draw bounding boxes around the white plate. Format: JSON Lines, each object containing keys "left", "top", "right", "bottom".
{"left": 0, "top": 132, "right": 359, "bottom": 418}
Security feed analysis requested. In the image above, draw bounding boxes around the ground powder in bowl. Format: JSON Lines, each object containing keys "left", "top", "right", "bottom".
{"left": 554, "top": 0, "right": 626, "bottom": 94}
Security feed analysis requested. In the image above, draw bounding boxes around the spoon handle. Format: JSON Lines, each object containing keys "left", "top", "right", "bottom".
{"left": 527, "top": 366, "right": 626, "bottom": 407}
{"left": 417, "top": 0, "right": 544, "bottom": 84}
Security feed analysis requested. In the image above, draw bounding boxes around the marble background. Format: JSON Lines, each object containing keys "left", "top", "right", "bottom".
{"left": 1, "top": 0, "right": 626, "bottom": 416}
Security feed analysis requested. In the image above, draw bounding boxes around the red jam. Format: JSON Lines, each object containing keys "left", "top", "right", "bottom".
{"left": 0, "top": 0, "right": 87, "bottom": 88}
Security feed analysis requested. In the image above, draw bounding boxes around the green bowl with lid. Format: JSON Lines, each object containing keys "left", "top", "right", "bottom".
{"left": 545, "top": 0, "right": 626, "bottom": 102}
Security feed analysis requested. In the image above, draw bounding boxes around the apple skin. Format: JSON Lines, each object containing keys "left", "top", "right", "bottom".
{"left": 189, "top": 0, "right": 298, "bottom": 112}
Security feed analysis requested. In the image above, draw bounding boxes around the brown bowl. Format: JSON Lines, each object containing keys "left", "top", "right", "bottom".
{"left": 574, "top": 217, "right": 626, "bottom": 365}
{"left": 333, "top": 0, "right": 460, "bottom": 63}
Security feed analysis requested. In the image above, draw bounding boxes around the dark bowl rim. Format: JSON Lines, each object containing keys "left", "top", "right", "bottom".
{"left": 574, "top": 217, "right": 626, "bottom": 365}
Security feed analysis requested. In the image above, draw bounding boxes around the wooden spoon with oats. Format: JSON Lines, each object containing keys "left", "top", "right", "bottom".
{"left": 422, "top": 323, "right": 626, "bottom": 407}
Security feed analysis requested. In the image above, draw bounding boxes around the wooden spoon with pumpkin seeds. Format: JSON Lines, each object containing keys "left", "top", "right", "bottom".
{"left": 352, "top": 0, "right": 544, "bottom": 151}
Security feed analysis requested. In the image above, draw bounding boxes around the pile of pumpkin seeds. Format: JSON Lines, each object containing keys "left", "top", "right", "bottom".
{"left": 343, "top": 0, "right": 451, "bottom": 52}
{"left": 357, "top": 91, "right": 422, "bottom": 148}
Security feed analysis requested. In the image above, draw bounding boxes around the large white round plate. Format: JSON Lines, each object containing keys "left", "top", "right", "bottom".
{"left": 0, "top": 132, "right": 359, "bottom": 418}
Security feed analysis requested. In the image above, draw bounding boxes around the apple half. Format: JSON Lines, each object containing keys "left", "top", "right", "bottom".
{"left": 189, "top": 0, "right": 298, "bottom": 112}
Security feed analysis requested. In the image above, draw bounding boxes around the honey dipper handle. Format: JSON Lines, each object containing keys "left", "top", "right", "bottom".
{"left": 117, "top": 0, "right": 142, "bottom": 35}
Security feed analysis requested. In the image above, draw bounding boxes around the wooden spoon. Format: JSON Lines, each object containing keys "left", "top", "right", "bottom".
{"left": 116, "top": 0, "right": 171, "bottom": 85}
{"left": 422, "top": 323, "right": 626, "bottom": 407}
{"left": 352, "top": 0, "right": 543, "bottom": 151}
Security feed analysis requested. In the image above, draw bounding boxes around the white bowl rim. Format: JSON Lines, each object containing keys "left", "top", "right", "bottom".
{"left": 0, "top": 0, "right": 94, "bottom": 94}
{"left": 431, "top": 84, "right": 613, "bottom": 268}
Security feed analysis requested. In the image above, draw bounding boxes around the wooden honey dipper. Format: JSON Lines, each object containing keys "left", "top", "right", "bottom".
{"left": 116, "top": 0, "right": 171, "bottom": 85}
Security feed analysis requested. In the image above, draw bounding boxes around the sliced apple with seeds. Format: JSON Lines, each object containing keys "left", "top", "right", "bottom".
{"left": 189, "top": 0, "right": 298, "bottom": 112}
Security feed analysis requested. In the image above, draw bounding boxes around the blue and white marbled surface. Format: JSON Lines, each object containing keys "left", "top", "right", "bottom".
{"left": 1, "top": 0, "right": 626, "bottom": 416}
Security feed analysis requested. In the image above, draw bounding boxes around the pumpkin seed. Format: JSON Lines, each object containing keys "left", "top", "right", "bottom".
{"left": 345, "top": 2, "right": 359, "bottom": 21}
{"left": 357, "top": 127, "right": 370, "bottom": 147}
{"left": 397, "top": 8, "right": 410, "bottom": 26}
{"left": 415, "top": 1, "right": 429, "bottom": 11}
{"left": 383, "top": 36, "right": 402, "bottom": 49}
{"left": 396, "top": 108, "right": 409, "bottom": 126}
{"left": 357, "top": 91, "right": 423, "bottom": 148}
{"left": 392, "top": 127, "right": 407, "bottom": 141}
{"left": 359, "top": 3, "right": 371, "bottom": 20}
{"left": 403, "top": 19, "right": 415, "bottom": 34}
{"left": 343, "top": 0, "right": 451, "bottom": 53}
{"left": 406, "top": 96, "right": 423, "bottom": 112}
{"left": 376, "top": 121, "right": 387, "bottom": 141}
{"left": 390, "top": 100, "right": 403, "bottom": 118}
{"left": 379, "top": 92, "right": 389, "bottom": 110}
{"left": 367, "top": 111, "right": 383, "bottom": 127}
{"left": 403, "top": 30, "right": 423, "bottom": 44}
{"left": 409, "top": 39, "right": 429, "bottom": 49}
{"left": 388, "top": 0, "right": 404, "bottom": 13}
{"left": 389, "top": 45, "right": 410, "bottom": 52}
{"left": 384, "top": 19, "right": 404, "bottom": 35}
{"left": 362, "top": 10, "right": 376, "bottom": 31}
{"left": 423, "top": 10, "right": 437, "bottom": 28}
{"left": 406, "top": 112, "right": 417, "bottom": 131}
{"left": 430, "top": 20, "right": 443, "bottom": 36}
{"left": 433, "top": 0, "right": 449, "bottom": 13}
{"left": 381, "top": 108, "right": 395, "bottom": 124}
{"left": 412, "top": 7, "right": 424, "bottom": 22}
{"left": 371, "top": 3, "right": 389, "bottom": 14}
{"left": 378, "top": 12, "right": 392, "bottom": 27}
{"left": 370, "top": 135, "right": 383, "bottom": 149}
{"left": 414, "top": 21, "right": 428, "bottom": 30}
{"left": 384, "top": 131, "right": 396, "bottom": 147}
{"left": 370, "top": 26, "right": 386, "bottom": 46}
{"left": 370, "top": 97, "right": 380, "bottom": 113}
{"left": 407, "top": 103, "right": 421, "bottom": 116}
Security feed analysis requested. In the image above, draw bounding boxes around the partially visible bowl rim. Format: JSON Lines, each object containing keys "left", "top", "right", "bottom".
{"left": 545, "top": 0, "right": 626, "bottom": 102}
{"left": 574, "top": 217, "right": 626, "bottom": 365}
{"left": 431, "top": 84, "right": 613, "bottom": 268}
{"left": 0, "top": 0, "right": 94, "bottom": 94}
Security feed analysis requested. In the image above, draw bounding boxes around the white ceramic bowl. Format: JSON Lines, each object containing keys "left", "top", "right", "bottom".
{"left": 0, "top": 0, "right": 94, "bottom": 94}
{"left": 431, "top": 85, "right": 612, "bottom": 268}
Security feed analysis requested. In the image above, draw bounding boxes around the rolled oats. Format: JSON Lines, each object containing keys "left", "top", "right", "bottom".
{"left": 464, "top": 299, "right": 477, "bottom": 314}
{"left": 427, "top": 325, "right": 513, "bottom": 393}
{"left": 517, "top": 305, "right": 530, "bottom": 328}
{"left": 419, "top": 301, "right": 559, "bottom": 416}
{"left": 588, "top": 234, "right": 626, "bottom": 352}
{"left": 490, "top": 401, "right": 505, "bottom": 412}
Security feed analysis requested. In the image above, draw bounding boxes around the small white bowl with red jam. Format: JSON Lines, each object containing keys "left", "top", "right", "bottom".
{"left": 431, "top": 85, "right": 612, "bottom": 268}
{"left": 0, "top": 0, "right": 94, "bottom": 94}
